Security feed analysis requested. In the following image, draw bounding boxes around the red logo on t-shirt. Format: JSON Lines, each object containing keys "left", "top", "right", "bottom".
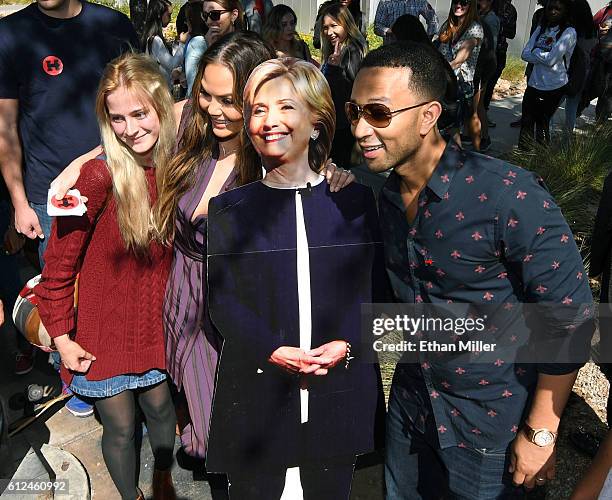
{"left": 42, "top": 56, "right": 63, "bottom": 76}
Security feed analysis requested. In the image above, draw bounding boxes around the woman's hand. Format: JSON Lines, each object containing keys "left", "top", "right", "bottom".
{"left": 51, "top": 146, "right": 102, "bottom": 201}
{"left": 179, "top": 31, "right": 189, "bottom": 44}
{"left": 54, "top": 334, "right": 96, "bottom": 373}
{"left": 324, "top": 159, "right": 355, "bottom": 192}
{"left": 301, "top": 340, "right": 348, "bottom": 375}
{"left": 269, "top": 346, "right": 321, "bottom": 374}
{"left": 328, "top": 40, "right": 342, "bottom": 66}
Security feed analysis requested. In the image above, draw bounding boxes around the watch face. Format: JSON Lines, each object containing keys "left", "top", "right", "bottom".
{"left": 534, "top": 430, "right": 554, "bottom": 446}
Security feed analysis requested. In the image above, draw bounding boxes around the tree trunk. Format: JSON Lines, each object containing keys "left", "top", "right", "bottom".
{"left": 130, "top": 0, "right": 147, "bottom": 42}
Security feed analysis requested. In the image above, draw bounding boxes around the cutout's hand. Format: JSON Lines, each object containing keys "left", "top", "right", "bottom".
{"left": 269, "top": 346, "right": 321, "bottom": 374}
{"left": 305, "top": 340, "right": 347, "bottom": 370}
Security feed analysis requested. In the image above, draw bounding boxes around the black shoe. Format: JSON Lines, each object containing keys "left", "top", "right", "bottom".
{"left": 570, "top": 426, "right": 603, "bottom": 457}
{"left": 510, "top": 118, "right": 522, "bottom": 128}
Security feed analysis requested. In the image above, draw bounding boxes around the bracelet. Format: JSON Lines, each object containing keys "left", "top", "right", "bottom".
{"left": 344, "top": 342, "right": 354, "bottom": 369}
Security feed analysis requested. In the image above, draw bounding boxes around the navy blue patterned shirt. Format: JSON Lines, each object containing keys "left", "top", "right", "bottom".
{"left": 379, "top": 141, "right": 594, "bottom": 449}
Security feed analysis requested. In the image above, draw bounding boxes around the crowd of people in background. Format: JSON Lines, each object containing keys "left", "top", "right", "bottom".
{"left": 0, "top": 0, "right": 611, "bottom": 499}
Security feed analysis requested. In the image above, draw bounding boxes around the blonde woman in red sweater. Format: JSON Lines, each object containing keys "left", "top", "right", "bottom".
{"left": 35, "top": 53, "right": 177, "bottom": 500}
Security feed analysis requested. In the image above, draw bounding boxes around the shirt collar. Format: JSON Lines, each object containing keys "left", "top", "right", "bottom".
{"left": 382, "top": 140, "right": 465, "bottom": 207}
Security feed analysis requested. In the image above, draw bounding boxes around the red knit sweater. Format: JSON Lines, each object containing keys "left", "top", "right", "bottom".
{"left": 35, "top": 159, "right": 171, "bottom": 385}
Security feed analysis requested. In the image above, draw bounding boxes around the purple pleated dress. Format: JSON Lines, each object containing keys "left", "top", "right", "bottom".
{"left": 163, "top": 102, "right": 238, "bottom": 458}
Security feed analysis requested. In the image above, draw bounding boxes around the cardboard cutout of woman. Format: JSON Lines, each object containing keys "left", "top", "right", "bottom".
{"left": 206, "top": 58, "right": 385, "bottom": 499}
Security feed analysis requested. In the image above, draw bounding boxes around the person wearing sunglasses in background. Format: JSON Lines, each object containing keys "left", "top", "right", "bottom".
{"left": 184, "top": 0, "right": 244, "bottom": 95}
{"left": 349, "top": 41, "right": 594, "bottom": 499}
{"left": 437, "top": 0, "right": 484, "bottom": 148}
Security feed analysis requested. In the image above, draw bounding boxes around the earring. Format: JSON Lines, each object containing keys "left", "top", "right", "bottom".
{"left": 310, "top": 130, "right": 320, "bottom": 140}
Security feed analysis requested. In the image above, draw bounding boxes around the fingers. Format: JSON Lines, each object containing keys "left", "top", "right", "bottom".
{"left": 313, "top": 368, "right": 329, "bottom": 376}
{"left": 81, "top": 196, "right": 89, "bottom": 203}
{"left": 54, "top": 183, "right": 70, "bottom": 201}
{"left": 33, "top": 220, "right": 44, "bottom": 239}
{"left": 512, "top": 470, "right": 526, "bottom": 488}
{"left": 80, "top": 350, "right": 97, "bottom": 361}
{"left": 334, "top": 40, "right": 340, "bottom": 55}
{"left": 299, "top": 363, "right": 322, "bottom": 374}
{"left": 306, "top": 346, "right": 325, "bottom": 356}
{"left": 327, "top": 166, "right": 353, "bottom": 192}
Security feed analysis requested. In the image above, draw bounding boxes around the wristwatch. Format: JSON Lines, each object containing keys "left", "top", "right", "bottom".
{"left": 522, "top": 423, "right": 557, "bottom": 447}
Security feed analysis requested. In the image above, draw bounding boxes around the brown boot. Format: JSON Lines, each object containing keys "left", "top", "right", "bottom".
{"left": 152, "top": 469, "right": 176, "bottom": 500}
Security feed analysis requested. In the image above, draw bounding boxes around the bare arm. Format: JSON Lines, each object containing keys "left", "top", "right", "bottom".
{"left": 570, "top": 430, "right": 612, "bottom": 500}
{"left": 51, "top": 145, "right": 103, "bottom": 199}
{"left": 449, "top": 38, "right": 479, "bottom": 70}
{"left": 510, "top": 371, "right": 578, "bottom": 488}
{"left": 0, "top": 98, "right": 42, "bottom": 239}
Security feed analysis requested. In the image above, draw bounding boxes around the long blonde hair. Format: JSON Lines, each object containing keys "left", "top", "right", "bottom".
{"left": 96, "top": 53, "right": 175, "bottom": 254}
{"left": 320, "top": 4, "right": 367, "bottom": 64}
{"left": 244, "top": 57, "right": 335, "bottom": 173}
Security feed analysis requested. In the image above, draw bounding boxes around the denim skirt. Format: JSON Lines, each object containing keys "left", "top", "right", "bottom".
{"left": 69, "top": 369, "right": 167, "bottom": 398}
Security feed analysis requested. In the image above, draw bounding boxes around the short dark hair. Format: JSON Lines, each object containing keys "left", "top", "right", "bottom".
{"left": 359, "top": 42, "right": 448, "bottom": 102}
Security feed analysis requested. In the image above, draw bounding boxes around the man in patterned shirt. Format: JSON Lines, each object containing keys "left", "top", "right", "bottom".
{"left": 349, "top": 42, "right": 594, "bottom": 498}
{"left": 374, "top": 0, "right": 439, "bottom": 39}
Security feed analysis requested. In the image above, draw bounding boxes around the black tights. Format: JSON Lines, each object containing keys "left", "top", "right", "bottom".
{"left": 95, "top": 381, "right": 176, "bottom": 500}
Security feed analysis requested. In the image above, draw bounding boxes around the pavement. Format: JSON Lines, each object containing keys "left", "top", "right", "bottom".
{"left": 0, "top": 56, "right": 601, "bottom": 498}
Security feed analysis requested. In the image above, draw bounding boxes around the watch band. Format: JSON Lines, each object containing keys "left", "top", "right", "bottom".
{"left": 522, "top": 423, "right": 557, "bottom": 446}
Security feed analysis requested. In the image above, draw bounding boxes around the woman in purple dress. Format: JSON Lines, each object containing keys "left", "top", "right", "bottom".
{"left": 155, "top": 32, "right": 274, "bottom": 459}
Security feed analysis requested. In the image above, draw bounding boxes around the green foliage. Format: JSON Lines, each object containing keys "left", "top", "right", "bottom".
{"left": 366, "top": 23, "right": 383, "bottom": 51}
{"left": 500, "top": 56, "right": 526, "bottom": 83}
{"left": 90, "top": 0, "right": 129, "bottom": 17}
{"left": 506, "top": 124, "right": 612, "bottom": 268}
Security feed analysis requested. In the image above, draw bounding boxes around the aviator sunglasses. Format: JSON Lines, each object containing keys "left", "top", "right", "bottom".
{"left": 202, "top": 9, "right": 230, "bottom": 22}
{"left": 345, "top": 101, "right": 430, "bottom": 128}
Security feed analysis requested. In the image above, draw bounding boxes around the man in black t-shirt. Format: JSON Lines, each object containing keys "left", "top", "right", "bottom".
{"left": 0, "top": 0, "right": 137, "bottom": 413}
{"left": 0, "top": 0, "right": 137, "bottom": 260}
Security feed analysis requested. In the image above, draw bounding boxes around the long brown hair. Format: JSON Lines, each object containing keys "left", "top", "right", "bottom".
{"left": 320, "top": 4, "right": 367, "bottom": 63}
{"left": 439, "top": 0, "right": 480, "bottom": 44}
{"left": 154, "top": 32, "right": 275, "bottom": 243}
{"left": 96, "top": 53, "right": 175, "bottom": 253}
{"left": 262, "top": 5, "right": 304, "bottom": 58}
